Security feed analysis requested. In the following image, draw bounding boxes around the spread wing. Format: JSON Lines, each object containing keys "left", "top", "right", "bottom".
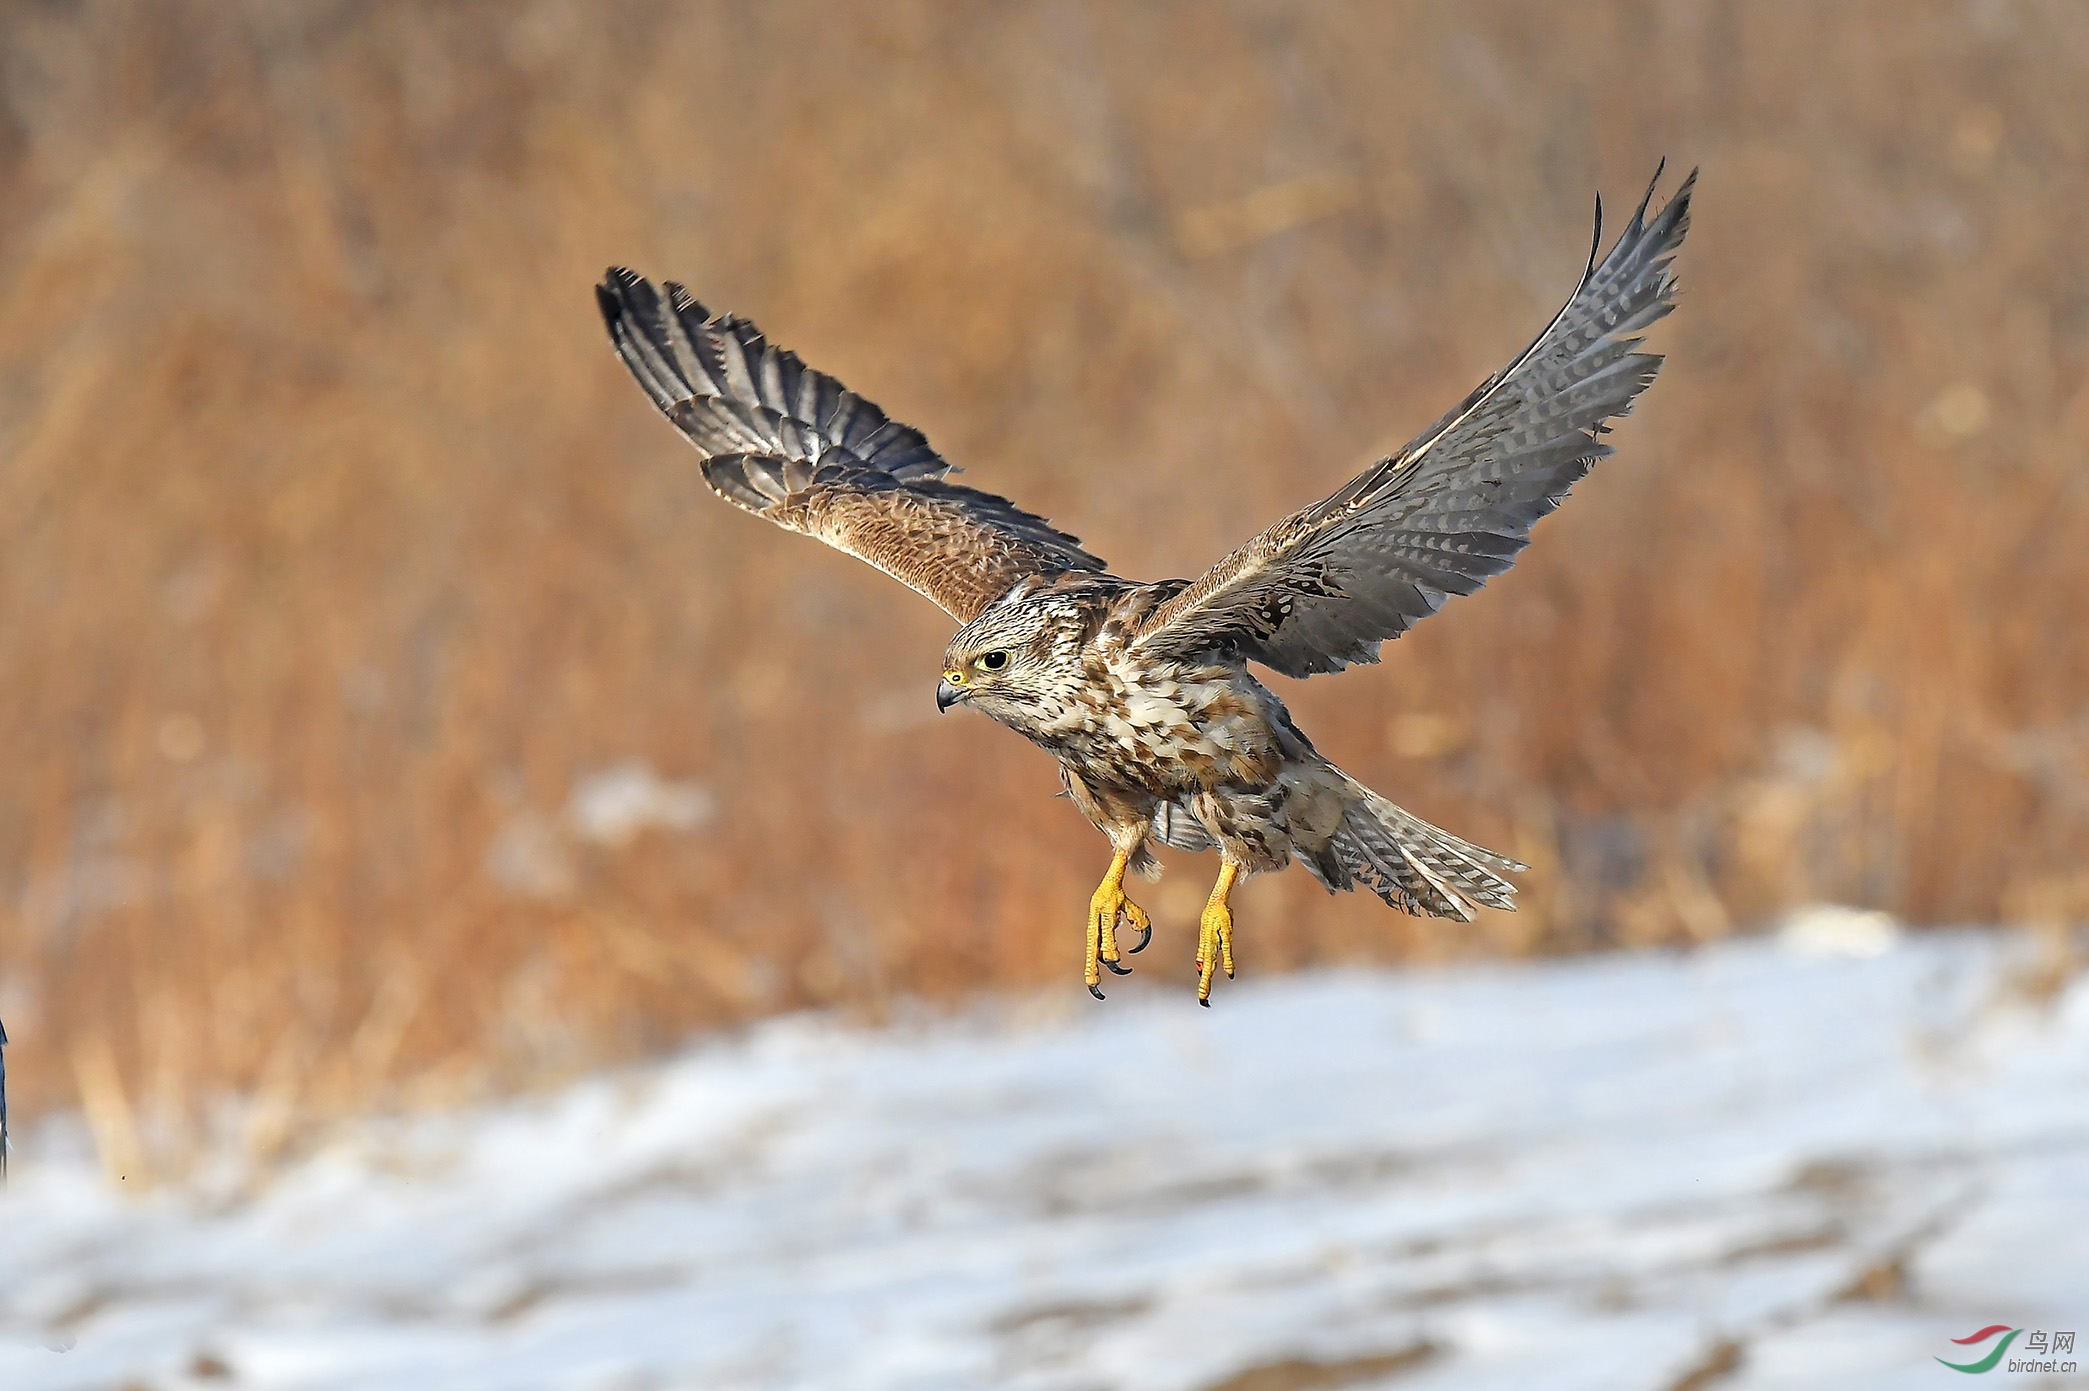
{"left": 1134, "top": 166, "right": 1694, "bottom": 677}
{"left": 597, "top": 269, "right": 1106, "bottom": 623}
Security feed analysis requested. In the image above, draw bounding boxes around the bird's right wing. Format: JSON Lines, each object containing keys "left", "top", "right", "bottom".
{"left": 1133, "top": 167, "right": 1693, "bottom": 677}
{"left": 598, "top": 269, "right": 1107, "bottom": 623}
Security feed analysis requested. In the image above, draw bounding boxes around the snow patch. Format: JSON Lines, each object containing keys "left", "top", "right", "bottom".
{"left": 565, "top": 762, "right": 713, "bottom": 847}
{"left": 1776, "top": 903, "right": 1902, "bottom": 958}
{"left": 0, "top": 933, "right": 2083, "bottom": 1390}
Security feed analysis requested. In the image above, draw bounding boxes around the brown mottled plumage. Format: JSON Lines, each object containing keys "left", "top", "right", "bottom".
{"left": 597, "top": 166, "right": 1694, "bottom": 1003}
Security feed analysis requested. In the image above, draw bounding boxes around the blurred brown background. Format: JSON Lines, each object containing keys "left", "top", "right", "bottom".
{"left": 4, "top": 0, "right": 2088, "bottom": 1172}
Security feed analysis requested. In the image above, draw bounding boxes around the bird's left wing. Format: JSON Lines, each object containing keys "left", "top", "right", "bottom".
{"left": 1132, "top": 167, "right": 1693, "bottom": 677}
{"left": 598, "top": 269, "right": 1106, "bottom": 623}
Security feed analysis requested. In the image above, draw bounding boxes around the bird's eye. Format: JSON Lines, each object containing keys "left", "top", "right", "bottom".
{"left": 979, "top": 650, "right": 1009, "bottom": 671}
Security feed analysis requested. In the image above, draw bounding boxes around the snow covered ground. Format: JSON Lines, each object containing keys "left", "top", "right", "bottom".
{"left": 3, "top": 925, "right": 2086, "bottom": 1391}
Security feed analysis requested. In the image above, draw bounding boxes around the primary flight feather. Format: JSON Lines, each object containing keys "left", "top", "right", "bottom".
{"left": 597, "top": 165, "right": 1694, "bottom": 1003}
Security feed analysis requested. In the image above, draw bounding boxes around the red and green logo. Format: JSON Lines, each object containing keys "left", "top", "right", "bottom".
{"left": 1937, "top": 1326, "right": 2020, "bottom": 1374}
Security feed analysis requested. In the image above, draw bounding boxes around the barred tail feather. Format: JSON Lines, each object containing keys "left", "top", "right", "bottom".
{"left": 1327, "top": 781, "right": 1524, "bottom": 920}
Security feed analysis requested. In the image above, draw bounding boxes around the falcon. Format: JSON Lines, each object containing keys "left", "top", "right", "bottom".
{"left": 598, "top": 166, "right": 1693, "bottom": 1004}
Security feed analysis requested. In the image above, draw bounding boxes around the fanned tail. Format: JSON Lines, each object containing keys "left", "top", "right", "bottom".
{"left": 1322, "top": 779, "right": 1524, "bottom": 920}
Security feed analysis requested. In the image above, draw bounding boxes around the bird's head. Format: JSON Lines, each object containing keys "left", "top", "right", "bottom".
{"left": 937, "top": 592, "right": 1087, "bottom": 731}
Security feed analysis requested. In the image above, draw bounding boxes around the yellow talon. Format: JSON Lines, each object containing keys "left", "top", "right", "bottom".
{"left": 1196, "top": 862, "right": 1240, "bottom": 1005}
{"left": 1085, "top": 847, "right": 1150, "bottom": 998}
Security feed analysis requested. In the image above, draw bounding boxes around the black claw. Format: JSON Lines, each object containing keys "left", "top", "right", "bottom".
{"left": 1198, "top": 996, "right": 1211, "bottom": 1008}
{"left": 1102, "top": 957, "right": 1132, "bottom": 976}
{"left": 1126, "top": 922, "right": 1152, "bottom": 954}
{"left": 1089, "top": 982, "right": 1106, "bottom": 1001}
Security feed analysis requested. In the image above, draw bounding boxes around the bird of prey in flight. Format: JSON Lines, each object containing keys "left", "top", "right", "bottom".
{"left": 598, "top": 165, "right": 1693, "bottom": 1004}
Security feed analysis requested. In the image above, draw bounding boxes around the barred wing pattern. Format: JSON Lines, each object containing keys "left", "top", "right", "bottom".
{"left": 1134, "top": 168, "right": 1694, "bottom": 678}
{"left": 598, "top": 269, "right": 1105, "bottom": 623}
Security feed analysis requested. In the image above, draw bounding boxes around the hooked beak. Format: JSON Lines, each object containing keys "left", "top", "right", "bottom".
{"left": 936, "top": 676, "right": 964, "bottom": 713}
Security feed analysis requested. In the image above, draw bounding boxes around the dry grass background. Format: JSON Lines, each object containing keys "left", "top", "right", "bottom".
{"left": 4, "top": 0, "right": 2089, "bottom": 1174}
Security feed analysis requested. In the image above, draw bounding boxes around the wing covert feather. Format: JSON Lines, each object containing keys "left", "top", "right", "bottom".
{"left": 598, "top": 269, "right": 1104, "bottom": 621}
{"left": 1135, "top": 167, "right": 1694, "bottom": 677}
